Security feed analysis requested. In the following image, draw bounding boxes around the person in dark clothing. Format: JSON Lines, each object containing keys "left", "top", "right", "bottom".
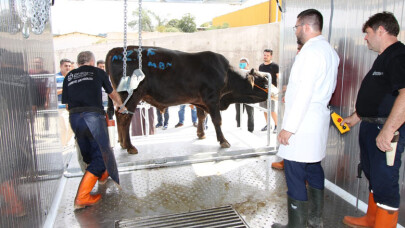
{"left": 342, "top": 12, "right": 405, "bottom": 228}
{"left": 0, "top": 50, "right": 32, "bottom": 218}
{"left": 259, "top": 49, "right": 279, "bottom": 133}
{"left": 235, "top": 57, "right": 254, "bottom": 132}
{"left": 62, "top": 51, "right": 126, "bottom": 210}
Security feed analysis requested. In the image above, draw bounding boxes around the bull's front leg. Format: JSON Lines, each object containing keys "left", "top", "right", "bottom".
{"left": 208, "top": 105, "right": 230, "bottom": 148}
{"left": 196, "top": 107, "right": 207, "bottom": 139}
{"left": 115, "top": 111, "right": 138, "bottom": 154}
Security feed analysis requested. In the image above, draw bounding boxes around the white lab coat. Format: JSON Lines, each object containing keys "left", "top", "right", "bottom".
{"left": 277, "top": 35, "right": 339, "bottom": 163}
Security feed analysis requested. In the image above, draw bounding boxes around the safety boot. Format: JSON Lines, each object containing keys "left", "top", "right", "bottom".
{"left": 98, "top": 170, "right": 109, "bottom": 185}
{"left": 272, "top": 196, "right": 308, "bottom": 228}
{"left": 342, "top": 192, "right": 377, "bottom": 227}
{"left": 0, "top": 181, "right": 26, "bottom": 217}
{"left": 271, "top": 160, "right": 284, "bottom": 170}
{"left": 307, "top": 185, "right": 324, "bottom": 228}
{"left": 74, "top": 171, "right": 101, "bottom": 210}
{"left": 374, "top": 207, "right": 398, "bottom": 228}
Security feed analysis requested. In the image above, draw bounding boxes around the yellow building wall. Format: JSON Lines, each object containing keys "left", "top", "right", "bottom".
{"left": 270, "top": 0, "right": 282, "bottom": 23}
{"left": 213, "top": 0, "right": 282, "bottom": 28}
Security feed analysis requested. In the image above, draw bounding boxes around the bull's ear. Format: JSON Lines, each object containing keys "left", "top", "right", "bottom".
{"left": 249, "top": 68, "right": 255, "bottom": 75}
{"left": 247, "top": 75, "right": 254, "bottom": 88}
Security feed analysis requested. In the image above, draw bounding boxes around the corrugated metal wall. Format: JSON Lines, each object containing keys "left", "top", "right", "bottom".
{"left": 279, "top": 0, "right": 405, "bottom": 225}
{"left": 0, "top": 0, "right": 64, "bottom": 227}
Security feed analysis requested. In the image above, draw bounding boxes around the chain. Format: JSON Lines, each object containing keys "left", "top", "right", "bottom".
{"left": 21, "top": 0, "right": 28, "bottom": 23}
{"left": 21, "top": 0, "right": 29, "bottom": 38}
{"left": 138, "top": 0, "right": 142, "bottom": 70}
{"left": 122, "top": 0, "right": 128, "bottom": 77}
{"left": 29, "top": 0, "right": 50, "bottom": 35}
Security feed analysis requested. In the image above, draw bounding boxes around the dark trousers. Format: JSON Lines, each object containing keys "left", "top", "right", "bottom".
{"left": 235, "top": 103, "right": 254, "bottom": 132}
{"left": 359, "top": 121, "right": 405, "bottom": 208}
{"left": 284, "top": 160, "right": 325, "bottom": 201}
{"left": 69, "top": 112, "right": 106, "bottom": 177}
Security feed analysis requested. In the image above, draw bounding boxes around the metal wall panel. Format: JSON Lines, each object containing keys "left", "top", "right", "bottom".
{"left": 0, "top": 0, "right": 64, "bottom": 227}
{"left": 279, "top": 0, "right": 405, "bottom": 225}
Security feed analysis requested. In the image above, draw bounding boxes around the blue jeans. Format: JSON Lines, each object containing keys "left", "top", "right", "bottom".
{"left": 359, "top": 121, "right": 405, "bottom": 208}
{"left": 69, "top": 112, "right": 106, "bottom": 177}
{"left": 284, "top": 160, "right": 325, "bottom": 201}
{"left": 178, "top": 105, "right": 197, "bottom": 124}
{"left": 156, "top": 108, "right": 169, "bottom": 126}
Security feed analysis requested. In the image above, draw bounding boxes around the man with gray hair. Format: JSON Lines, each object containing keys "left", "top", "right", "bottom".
{"left": 62, "top": 51, "right": 127, "bottom": 210}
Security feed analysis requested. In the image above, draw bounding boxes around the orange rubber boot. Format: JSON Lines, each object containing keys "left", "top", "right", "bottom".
{"left": 0, "top": 181, "right": 26, "bottom": 217}
{"left": 374, "top": 207, "right": 398, "bottom": 228}
{"left": 271, "top": 160, "right": 284, "bottom": 170}
{"left": 74, "top": 171, "right": 102, "bottom": 210}
{"left": 98, "top": 170, "right": 109, "bottom": 185}
{"left": 342, "top": 192, "right": 377, "bottom": 227}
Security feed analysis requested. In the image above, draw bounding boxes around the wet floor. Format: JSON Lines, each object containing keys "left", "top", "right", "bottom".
{"left": 54, "top": 154, "right": 364, "bottom": 228}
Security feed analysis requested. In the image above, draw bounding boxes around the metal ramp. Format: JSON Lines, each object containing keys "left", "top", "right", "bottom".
{"left": 115, "top": 205, "right": 248, "bottom": 228}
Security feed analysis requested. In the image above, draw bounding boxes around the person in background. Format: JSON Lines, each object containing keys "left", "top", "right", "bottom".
{"left": 156, "top": 108, "right": 169, "bottom": 130}
{"left": 273, "top": 9, "right": 339, "bottom": 227}
{"left": 342, "top": 12, "right": 405, "bottom": 228}
{"left": 235, "top": 57, "right": 254, "bottom": 132}
{"left": 29, "top": 57, "right": 52, "bottom": 130}
{"left": 97, "top": 60, "right": 108, "bottom": 107}
{"left": 259, "top": 49, "right": 279, "bottom": 133}
{"left": 62, "top": 51, "right": 126, "bottom": 210}
{"left": 97, "top": 60, "right": 105, "bottom": 71}
{"left": 56, "top": 59, "right": 72, "bottom": 108}
{"left": 56, "top": 59, "right": 73, "bottom": 146}
{"left": 70, "top": 61, "right": 77, "bottom": 70}
{"left": 175, "top": 104, "right": 198, "bottom": 128}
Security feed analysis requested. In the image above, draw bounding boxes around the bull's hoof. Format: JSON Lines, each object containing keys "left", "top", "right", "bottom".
{"left": 120, "top": 143, "right": 127, "bottom": 149}
{"left": 127, "top": 147, "right": 138, "bottom": 154}
{"left": 198, "top": 135, "right": 206, "bottom": 139}
{"left": 220, "top": 142, "right": 231, "bottom": 148}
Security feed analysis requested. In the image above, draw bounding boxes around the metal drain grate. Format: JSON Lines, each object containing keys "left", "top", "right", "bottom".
{"left": 115, "top": 205, "right": 248, "bottom": 228}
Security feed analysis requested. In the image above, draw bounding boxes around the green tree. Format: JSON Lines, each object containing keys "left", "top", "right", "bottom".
{"left": 165, "top": 27, "right": 181, "bottom": 32}
{"left": 177, "top": 13, "right": 197, "bottom": 33}
{"left": 166, "top": 19, "right": 180, "bottom": 28}
{"left": 200, "top": 22, "right": 211, "bottom": 28}
{"left": 128, "top": 9, "right": 155, "bottom": 32}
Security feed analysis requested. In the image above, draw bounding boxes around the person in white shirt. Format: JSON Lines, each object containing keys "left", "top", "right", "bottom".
{"left": 272, "top": 9, "right": 339, "bottom": 228}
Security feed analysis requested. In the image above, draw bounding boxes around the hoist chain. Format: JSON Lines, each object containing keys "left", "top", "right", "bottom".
{"left": 138, "top": 0, "right": 143, "bottom": 70}
{"left": 122, "top": 0, "right": 128, "bottom": 78}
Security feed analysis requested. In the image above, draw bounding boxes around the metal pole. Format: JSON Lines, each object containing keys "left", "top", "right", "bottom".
{"left": 267, "top": 73, "right": 272, "bottom": 146}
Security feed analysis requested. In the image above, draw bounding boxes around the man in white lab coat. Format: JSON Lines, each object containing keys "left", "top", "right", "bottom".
{"left": 272, "top": 9, "right": 339, "bottom": 228}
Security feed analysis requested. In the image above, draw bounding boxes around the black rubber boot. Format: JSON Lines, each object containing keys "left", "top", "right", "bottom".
{"left": 307, "top": 185, "right": 324, "bottom": 228}
{"left": 272, "top": 196, "right": 308, "bottom": 228}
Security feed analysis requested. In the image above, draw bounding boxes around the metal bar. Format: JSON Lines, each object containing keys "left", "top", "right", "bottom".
{"left": 64, "top": 147, "right": 277, "bottom": 178}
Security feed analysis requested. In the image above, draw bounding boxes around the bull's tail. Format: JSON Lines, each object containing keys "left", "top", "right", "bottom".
{"left": 107, "top": 97, "right": 114, "bottom": 119}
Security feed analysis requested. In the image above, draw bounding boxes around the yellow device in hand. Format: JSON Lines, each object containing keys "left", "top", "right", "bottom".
{"left": 331, "top": 112, "right": 350, "bottom": 134}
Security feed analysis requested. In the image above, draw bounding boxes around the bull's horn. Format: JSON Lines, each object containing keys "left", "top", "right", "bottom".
{"left": 247, "top": 75, "right": 254, "bottom": 88}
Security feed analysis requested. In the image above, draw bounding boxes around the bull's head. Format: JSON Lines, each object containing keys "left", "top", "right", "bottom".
{"left": 245, "top": 68, "right": 269, "bottom": 92}
{"left": 219, "top": 68, "right": 269, "bottom": 110}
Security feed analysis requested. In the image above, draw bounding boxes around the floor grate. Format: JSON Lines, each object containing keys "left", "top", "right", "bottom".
{"left": 115, "top": 205, "right": 248, "bottom": 228}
